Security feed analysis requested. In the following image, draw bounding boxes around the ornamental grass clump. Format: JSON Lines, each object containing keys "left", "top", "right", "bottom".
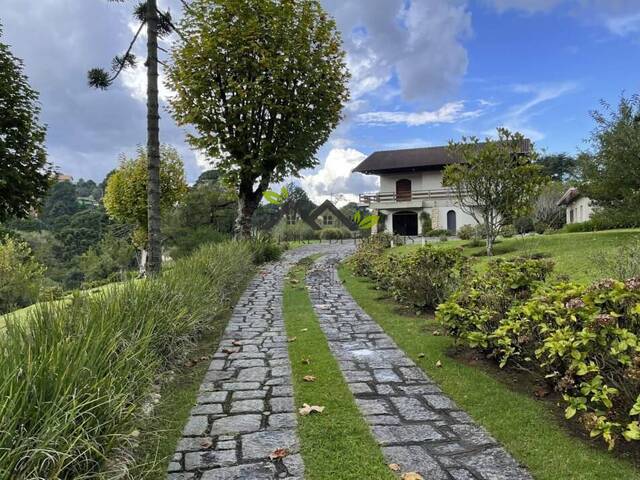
{"left": 0, "top": 241, "right": 254, "bottom": 479}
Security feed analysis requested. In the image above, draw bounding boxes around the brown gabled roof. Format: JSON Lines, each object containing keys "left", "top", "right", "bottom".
{"left": 308, "top": 200, "right": 358, "bottom": 231}
{"left": 353, "top": 139, "right": 531, "bottom": 175}
{"left": 557, "top": 187, "right": 580, "bottom": 206}
{"left": 352, "top": 146, "right": 463, "bottom": 175}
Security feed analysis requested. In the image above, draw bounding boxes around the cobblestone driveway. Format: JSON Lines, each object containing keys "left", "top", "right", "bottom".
{"left": 306, "top": 248, "right": 531, "bottom": 480}
{"left": 169, "top": 243, "right": 531, "bottom": 480}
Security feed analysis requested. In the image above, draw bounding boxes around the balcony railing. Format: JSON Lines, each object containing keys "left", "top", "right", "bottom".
{"left": 359, "top": 188, "right": 454, "bottom": 205}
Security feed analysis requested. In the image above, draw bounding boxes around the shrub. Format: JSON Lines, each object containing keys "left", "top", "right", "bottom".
{"left": 514, "top": 216, "right": 535, "bottom": 234}
{"left": 439, "top": 234, "right": 448, "bottom": 242}
{"left": 247, "top": 233, "right": 283, "bottom": 264}
{"left": 0, "top": 235, "right": 46, "bottom": 314}
{"left": 494, "top": 279, "right": 640, "bottom": 449}
{"left": 0, "top": 241, "right": 254, "bottom": 478}
{"left": 347, "top": 232, "right": 396, "bottom": 278}
{"left": 437, "top": 257, "right": 554, "bottom": 347}
{"left": 319, "top": 227, "right": 351, "bottom": 240}
{"left": 457, "top": 224, "right": 475, "bottom": 240}
{"left": 419, "top": 212, "right": 432, "bottom": 236}
{"left": 474, "top": 223, "right": 488, "bottom": 239}
{"left": 272, "top": 220, "right": 317, "bottom": 242}
{"left": 391, "top": 246, "right": 469, "bottom": 311}
{"left": 501, "top": 225, "right": 516, "bottom": 238}
{"left": 427, "top": 229, "right": 450, "bottom": 237}
{"left": 565, "top": 221, "right": 598, "bottom": 233}
{"left": 166, "top": 225, "right": 229, "bottom": 259}
{"left": 370, "top": 252, "right": 400, "bottom": 291}
{"left": 466, "top": 238, "right": 484, "bottom": 248}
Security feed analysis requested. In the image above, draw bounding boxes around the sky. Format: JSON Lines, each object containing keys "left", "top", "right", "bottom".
{"left": 2, "top": 0, "right": 639, "bottom": 205}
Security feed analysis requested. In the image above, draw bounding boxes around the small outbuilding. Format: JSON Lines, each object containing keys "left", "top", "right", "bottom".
{"left": 557, "top": 187, "right": 593, "bottom": 224}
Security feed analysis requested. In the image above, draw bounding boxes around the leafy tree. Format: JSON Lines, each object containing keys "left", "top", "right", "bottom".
{"left": 444, "top": 129, "right": 547, "bottom": 256}
{"left": 0, "top": 235, "right": 46, "bottom": 314}
{"left": 41, "top": 181, "right": 80, "bottom": 222}
{"left": 167, "top": 0, "right": 349, "bottom": 237}
{"left": 580, "top": 94, "right": 640, "bottom": 227}
{"left": 0, "top": 24, "right": 51, "bottom": 221}
{"left": 537, "top": 153, "right": 577, "bottom": 182}
{"left": 283, "top": 183, "right": 315, "bottom": 217}
{"left": 103, "top": 146, "right": 187, "bottom": 269}
{"left": 88, "top": 0, "right": 176, "bottom": 274}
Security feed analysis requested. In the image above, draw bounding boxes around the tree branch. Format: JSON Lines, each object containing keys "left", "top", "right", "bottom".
{"left": 157, "top": 7, "right": 187, "bottom": 41}
{"left": 109, "top": 20, "right": 146, "bottom": 83}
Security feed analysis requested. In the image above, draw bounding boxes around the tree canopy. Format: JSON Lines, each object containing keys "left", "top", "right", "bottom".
{"left": 580, "top": 94, "right": 640, "bottom": 227}
{"left": 103, "top": 146, "right": 188, "bottom": 249}
{"left": 536, "top": 153, "right": 577, "bottom": 182}
{"left": 167, "top": 0, "right": 350, "bottom": 237}
{"left": 0, "top": 25, "right": 51, "bottom": 221}
{"left": 444, "top": 129, "right": 547, "bottom": 256}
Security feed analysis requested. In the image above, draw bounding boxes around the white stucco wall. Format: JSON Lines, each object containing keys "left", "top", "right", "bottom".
{"left": 378, "top": 170, "right": 443, "bottom": 193}
{"left": 566, "top": 196, "right": 594, "bottom": 224}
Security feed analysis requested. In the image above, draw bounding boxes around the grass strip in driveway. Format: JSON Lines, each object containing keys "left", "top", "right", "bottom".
{"left": 283, "top": 256, "right": 395, "bottom": 480}
{"left": 338, "top": 262, "right": 640, "bottom": 480}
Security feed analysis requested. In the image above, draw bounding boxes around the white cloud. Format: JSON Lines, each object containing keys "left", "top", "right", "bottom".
{"left": 323, "top": 0, "right": 472, "bottom": 101}
{"left": 299, "top": 148, "right": 379, "bottom": 205}
{"left": 120, "top": 62, "right": 173, "bottom": 103}
{"left": 605, "top": 13, "right": 640, "bottom": 36}
{"left": 488, "top": 0, "right": 563, "bottom": 13}
{"left": 509, "top": 82, "right": 577, "bottom": 118}
{"left": 357, "top": 101, "right": 483, "bottom": 126}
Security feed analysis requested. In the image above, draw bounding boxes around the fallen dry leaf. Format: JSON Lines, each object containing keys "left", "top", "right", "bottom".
{"left": 199, "top": 355, "right": 209, "bottom": 361}
{"left": 303, "top": 375, "right": 316, "bottom": 382}
{"left": 301, "top": 328, "right": 308, "bottom": 332}
{"left": 388, "top": 463, "right": 401, "bottom": 471}
{"left": 288, "top": 337, "right": 297, "bottom": 343}
{"left": 269, "top": 448, "right": 289, "bottom": 460}
{"left": 534, "top": 386, "right": 550, "bottom": 398}
{"left": 417, "top": 353, "right": 425, "bottom": 359}
{"left": 222, "top": 348, "right": 237, "bottom": 355}
{"left": 298, "top": 403, "right": 325, "bottom": 416}
{"left": 183, "top": 360, "right": 195, "bottom": 368}
{"left": 200, "top": 438, "right": 213, "bottom": 449}
{"left": 232, "top": 340, "right": 242, "bottom": 347}
{"left": 401, "top": 473, "right": 424, "bottom": 480}
{"left": 129, "top": 429, "right": 140, "bottom": 438}
{"left": 432, "top": 330, "right": 441, "bottom": 336}
{"left": 302, "top": 358, "right": 311, "bottom": 365}
{"left": 435, "top": 360, "right": 442, "bottom": 368}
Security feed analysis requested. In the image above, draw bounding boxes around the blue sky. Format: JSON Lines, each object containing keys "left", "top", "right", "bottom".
{"left": 2, "top": 0, "right": 639, "bottom": 204}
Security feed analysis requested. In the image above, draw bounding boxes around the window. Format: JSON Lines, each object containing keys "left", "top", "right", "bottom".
{"left": 287, "top": 212, "right": 297, "bottom": 225}
{"left": 396, "top": 179, "right": 412, "bottom": 201}
{"left": 322, "top": 214, "right": 334, "bottom": 226}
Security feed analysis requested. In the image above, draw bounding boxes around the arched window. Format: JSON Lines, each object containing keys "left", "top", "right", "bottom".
{"left": 447, "top": 210, "right": 457, "bottom": 234}
{"left": 396, "top": 179, "right": 412, "bottom": 201}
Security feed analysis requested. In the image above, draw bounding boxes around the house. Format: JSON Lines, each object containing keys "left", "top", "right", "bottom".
{"left": 264, "top": 199, "right": 357, "bottom": 232}
{"left": 307, "top": 200, "right": 358, "bottom": 231}
{"left": 557, "top": 187, "right": 594, "bottom": 224}
{"left": 353, "top": 145, "right": 480, "bottom": 236}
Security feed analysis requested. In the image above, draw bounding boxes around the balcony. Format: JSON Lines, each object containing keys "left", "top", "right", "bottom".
{"left": 359, "top": 188, "right": 454, "bottom": 205}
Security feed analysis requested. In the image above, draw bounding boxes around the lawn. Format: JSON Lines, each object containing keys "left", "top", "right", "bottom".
{"left": 283, "top": 256, "right": 395, "bottom": 480}
{"left": 393, "top": 228, "right": 640, "bottom": 283}
{"left": 0, "top": 280, "right": 141, "bottom": 329}
{"left": 338, "top": 263, "right": 640, "bottom": 480}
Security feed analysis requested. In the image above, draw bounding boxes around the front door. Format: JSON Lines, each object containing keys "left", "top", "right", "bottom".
{"left": 393, "top": 211, "right": 418, "bottom": 236}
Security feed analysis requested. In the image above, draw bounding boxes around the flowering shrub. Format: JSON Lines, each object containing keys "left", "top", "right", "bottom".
{"left": 391, "top": 246, "right": 468, "bottom": 310}
{"left": 437, "top": 257, "right": 554, "bottom": 348}
{"left": 496, "top": 279, "right": 640, "bottom": 449}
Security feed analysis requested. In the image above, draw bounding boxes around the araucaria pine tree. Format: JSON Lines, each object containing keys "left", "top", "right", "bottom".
{"left": 88, "top": 0, "right": 176, "bottom": 274}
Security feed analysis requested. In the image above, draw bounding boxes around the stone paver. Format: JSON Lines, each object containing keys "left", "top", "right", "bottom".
{"left": 306, "top": 247, "right": 532, "bottom": 480}
{"left": 169, "top": 243, "right": 339, "bottom": 480}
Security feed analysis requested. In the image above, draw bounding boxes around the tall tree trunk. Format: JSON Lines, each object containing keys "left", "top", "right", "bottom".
{"left": 484, "top": 214, "right": 494, "bottom": 257}
{"left": 146, "top": 0, "right": 162, "bottom": 275}
{"left": 235, "top": 194, "right": 257, "bottom": 239}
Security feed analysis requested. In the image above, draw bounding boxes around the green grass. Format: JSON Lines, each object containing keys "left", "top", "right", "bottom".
{"left": 0, "top": 280, "right": 140, "bottom": 329}
{"left": 394, "top": 229, "right": 640, "bottom": 283}
{"left": 283, "top": 257, "right": 395, "bottom": 480}
{"left": 338, "top": 263, "right": 640, "bottom": 480}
